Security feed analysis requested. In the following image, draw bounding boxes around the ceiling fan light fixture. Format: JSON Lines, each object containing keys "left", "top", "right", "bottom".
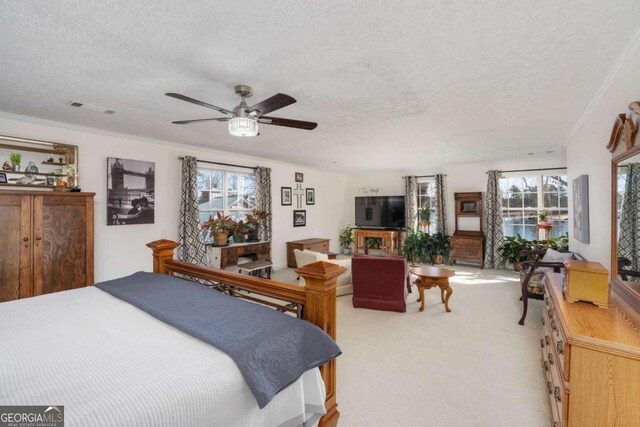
{"left": 228, "top": 117, "right": 259, "bottom": 137}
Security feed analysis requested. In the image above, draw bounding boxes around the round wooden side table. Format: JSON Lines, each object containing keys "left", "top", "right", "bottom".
{"left": 410, "top": 266, "right": 455, "bottom": 313}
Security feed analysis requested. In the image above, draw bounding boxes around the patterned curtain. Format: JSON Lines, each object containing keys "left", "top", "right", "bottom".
{"left": 403, "top": 176, "right": 418, "bottom": 231}
{"left": 178, "top": 156, "right": 207, "bottom": 265}
{"left": 618, "top": 163, "right": 640, "bottom": 277}
{"left": 483, "top": 170, "right": 504, "bottom": 269}
{"left": 434, "top": 174, "right": 448, "bottom": 235}
{"left": 255, "top": 167, "right": 272, "bottom": 241}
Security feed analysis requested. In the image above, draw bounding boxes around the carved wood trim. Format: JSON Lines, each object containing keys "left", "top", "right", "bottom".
{"left": 607, "top": 102, "right": 640, "bottom": 153}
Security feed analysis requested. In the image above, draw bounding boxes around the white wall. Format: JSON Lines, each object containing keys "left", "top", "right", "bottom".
{"left": 0, "top": 114, "right": 348, "bottom": 280}
{"left": 344, "top": 157, "right": 566, "bottom": 233}
{"left": 566, "top": 34, "right": 640, "bottom": 269}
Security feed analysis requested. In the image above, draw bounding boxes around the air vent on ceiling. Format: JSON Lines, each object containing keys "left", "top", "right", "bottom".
{"left": 67, "top": 101, "right": 115, "bottom": 114}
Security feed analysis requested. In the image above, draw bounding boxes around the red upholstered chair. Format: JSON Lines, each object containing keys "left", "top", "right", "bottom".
{"left": 351, "top": 254, "right": 412, "bottom": 312}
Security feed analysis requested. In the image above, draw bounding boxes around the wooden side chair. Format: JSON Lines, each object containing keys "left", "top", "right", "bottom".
{"left": 518, "top": 249, "right": 569, "bottom": 325}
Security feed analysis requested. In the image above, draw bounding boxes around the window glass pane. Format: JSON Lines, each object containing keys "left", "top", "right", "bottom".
{"left": 501, "top": 194, "right": 508, "bottom": 209}
{"left": 523, "top": 210, "right": 537, "bottom": 225}
{"left": 198, "top": 190, "right": 212, "bottom": 210}
{"left": 508, "top": 191, "right": 523, "bottom": 208}
{"left": 498, "top": 178, "right": 509, "bottom": 195}
{"left": 559, "top": 193, "right": 568, "bottom": 208}
{"left": 508, "top": 178, "right": 523, "bottom": 193}
{"left": 558, "top": 176, "right": 567, "bottom": 192}
{"left": 523, "top": 226, "right": 537, "bottom": 240}
{"left": 544, "top": 192, "right": 559, "bottom": 207}
{"left": 197, "top": 170, "right": 210, "bottom": 190}
{"left": 522, "top": 176, "right": 538, "bottom": 192}
{"left": 211, "top": 171, "right": 223, "bottom": 191}
{"left": 228, "top": 173, "right": 256, "bottom": 210}
{"left": 523, "top": 193, "right": 537, "bottom": 208}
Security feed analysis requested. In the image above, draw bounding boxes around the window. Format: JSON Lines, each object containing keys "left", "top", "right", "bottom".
{"left": 197, "top": 168, "right": 256, "bottom": 224}
{"left": 417, "top": 179, "right": 436, "bottom": 233}
{"left": 499, "top": 173, "right": 568, "bottom": 240}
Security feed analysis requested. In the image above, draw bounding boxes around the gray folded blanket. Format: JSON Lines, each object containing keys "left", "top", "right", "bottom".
{"left": 95, "top": 271, "right": 341, "bottom": 408}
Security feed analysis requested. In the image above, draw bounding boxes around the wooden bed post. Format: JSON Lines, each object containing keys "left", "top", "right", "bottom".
{"left": 146, "top": 239, "right": 180, "bottom": 274}
{"left": 297, "top": 261, "right": 345, "bottom": 427}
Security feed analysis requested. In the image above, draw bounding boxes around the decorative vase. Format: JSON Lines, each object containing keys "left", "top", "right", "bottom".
{"left": 25, "top": 161, "right": 39, "bottom": 173}
{"left": 12, "top": 165, "right": 20, "bottom": 171}
{"left": 431, "top": 255, "right": 444, "bottom": 265}
{"left": 514, "top": 262, "right": 522, "bottom": 272}
{"left": 538, "top": 220, "right": 549, "bottom": 226}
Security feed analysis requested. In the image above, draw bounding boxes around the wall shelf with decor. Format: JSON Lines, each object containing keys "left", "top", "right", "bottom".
{"left": 0, "top": 135, "right": 79, "bottom": 190}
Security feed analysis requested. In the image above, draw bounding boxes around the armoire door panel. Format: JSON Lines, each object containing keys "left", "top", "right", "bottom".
{"left": 0, "top": 195, "right": 32, "bottom": 302}
{"left": 33, "top": 197, "right": 87, "bottom": 296}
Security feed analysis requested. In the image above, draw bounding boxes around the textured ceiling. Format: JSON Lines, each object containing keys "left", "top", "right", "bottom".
{"left": 1, "top": 1, "right": 639, "bottom": 172}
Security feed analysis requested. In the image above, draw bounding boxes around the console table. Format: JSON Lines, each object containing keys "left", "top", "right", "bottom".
{"left": 206, "top": 241, "right": 270, "bottom": 269}
{"left": 354, "top": 229, "right": 402, "bottom": 256}
{"left": 286, "top": 238, "right": 330, "bottom": 267}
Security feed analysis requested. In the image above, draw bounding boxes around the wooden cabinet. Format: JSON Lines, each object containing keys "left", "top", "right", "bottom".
{"left": 286, "top": 238, "right": 330, "bottom": 268}
{"left": 0, "top": 191, "right": 94, "bottom": 302}
{"left": 542, "top": 273, "right": 640, "bottom": 426}
{"left": 451, "top": 192, "right": 484, "bottom": 268}
{"left": 207, "top": 241, "right": 271, "bottom": 269}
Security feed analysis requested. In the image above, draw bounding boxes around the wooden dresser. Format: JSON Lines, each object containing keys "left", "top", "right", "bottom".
{"left": 207, "top": 241, "right": 271, "bottom": 269}
{"left": 286, "top": 238, "right": 330, "bottom": 267}
{"left": 353, "top": 229, "right": 402, "bottom": 257}
{"left": 0, "top": 191, "right": 95, "bottom": 302}
{"left": 541, "top": 273, "right": 640, "bottom": 426}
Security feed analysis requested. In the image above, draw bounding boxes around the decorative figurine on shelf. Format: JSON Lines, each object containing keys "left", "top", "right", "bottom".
{"left": 58, "top": 157, "right": 64, "bottom": 164}
{"left": 16, "top": 174, "right": 36, "bottom": 185}
{"left": 2, "top": 161, "right": 11, "bottom": 171}
{"left": 9, "top": 152, "right": 21, "bottom": 171}
{"left": 47, "top": 156, "right": 55, "bottom": 163}
{"left": 25, "top": 161, "right": 39, "bottom": 173}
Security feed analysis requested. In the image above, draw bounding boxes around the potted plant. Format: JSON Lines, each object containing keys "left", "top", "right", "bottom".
{"left": 338, "top": 225, "right": 354, "bottom": 255}
{"left": 201, "top": 212, "right": 233, "bottom": 246}
{"left": 498, "top": 234, "right": 533, "bottom": 271}
{"left": 402, "top": 230, "right": 428, "bottom": 265}
{"left": 9, "top": 152, "right": 21, "bottom": 171}
{"left": 426, "top": 232, "right": 450, "bottom": 265}
{"left": 245, "top": 209, "right": 270, "bottom": 241}
{"left": 228, "top": 219, "right": 249, "bottom": 243}
{"left": 419, "top": 207, "right": 434, "bottom": 222}
{"left": 538, "top": 209, "right": 549, "bottom": 225}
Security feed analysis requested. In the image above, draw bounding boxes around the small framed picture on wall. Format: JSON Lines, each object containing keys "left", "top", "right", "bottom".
{"left": 0, "top": 173, "right": 6, "bottom": 184}
{"left": 295, "top": 172, "right": 304, "bottom": 183}
{"left": 281, "top": 187, "right": 292, "bottom": 206}
{"left": 293, "top": 210, "right": 306, "bottom": 227}
{"left": 306, "top": 188, "right": 315, "bottom": 205}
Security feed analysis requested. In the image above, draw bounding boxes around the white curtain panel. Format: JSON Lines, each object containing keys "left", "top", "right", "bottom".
{"left": 178, "top": 156, "right": 207, "bottom": 265}
{"left": 255, "top": 167, "right": 272, "bottom": 241}
{"left": 483, "top": 170, "right": 504, "bottom": 269}
{"left": 403, "top": 176, "right": 418, "bottom": 231}
{"left": 434, "top": 174, "right": 448, "bottom": 235}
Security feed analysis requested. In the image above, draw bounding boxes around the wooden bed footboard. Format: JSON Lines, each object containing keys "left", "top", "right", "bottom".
{"left": 147, "top": 239, "right": 343, "bottom": 427}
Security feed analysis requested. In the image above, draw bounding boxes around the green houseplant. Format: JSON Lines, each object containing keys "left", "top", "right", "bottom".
{"left": 426, "top": 232, "right": 450, "bottom": 265}
{"left": 402, "top": 230, "right": 428, "bottom": 265}
{"left": 9, "top": 152, "right": 21, "bottom": 171}
{"left": 498, "top": 234, "right": 533, "bottom": 271}
{"left": 338, "top": 225, "right": 354, "bottom": 255}
{"left": 228, "top": 219, "right": 249, "bottom": 243}
{"left": 419, "top": 207, "right": 434, "bottom": 222}
{"left": 201, "top": 212, "right": 233, "bottom": 246}
{"left": 245, "top": 209, "right": 270, "bottom": 241}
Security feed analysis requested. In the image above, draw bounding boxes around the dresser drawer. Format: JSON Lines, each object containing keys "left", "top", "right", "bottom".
{"left": 308, "top": 241, "right": 329, "bottom": 251}
{"left": 452, "top": 245, "right": 481, "bottom": 259}
{"left": 544, "top": 293, "right": 570, "bottom": 381}
{"left": 452, "top": 237, "right": 482, "bottom": 247}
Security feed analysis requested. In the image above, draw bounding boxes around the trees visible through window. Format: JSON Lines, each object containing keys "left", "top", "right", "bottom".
{"left": 417, "top": 179, "right": 436, "bottom": 233}
{"left": 197, "top": 168, "right": 256, "bottom": 224}
{"left": 499, "top": 173, "right": 568, "bottom": 240}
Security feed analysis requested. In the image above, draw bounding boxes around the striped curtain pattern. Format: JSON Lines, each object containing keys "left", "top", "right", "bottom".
{"left": 255, "top": 167, "right": 272, "bottom": 241}
{"left": 618, "top": 163, "right": 640, "bottom": 278}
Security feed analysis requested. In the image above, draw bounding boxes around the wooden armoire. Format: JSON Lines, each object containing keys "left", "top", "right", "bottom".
{"left": 0, "top": 191, "right": 94, "bottom": 302}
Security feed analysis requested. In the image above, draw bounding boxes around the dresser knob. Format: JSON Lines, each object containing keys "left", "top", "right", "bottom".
{"left": 23, "top": 237, "right": 29, "bottom": 242}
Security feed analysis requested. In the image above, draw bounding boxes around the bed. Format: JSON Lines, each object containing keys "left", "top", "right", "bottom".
{"left": 0, "top": 239, "right": 344, "bottom": 427}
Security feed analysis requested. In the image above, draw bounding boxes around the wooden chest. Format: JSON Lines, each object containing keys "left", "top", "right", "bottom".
{"left": 286, "top": 238, "right": 330, "bottom": 267}
{"left": 563, "top": 259, "right": 609, "bottom": 308}
{"left": 450, "top": 233, "right": 484, "bottom": 268}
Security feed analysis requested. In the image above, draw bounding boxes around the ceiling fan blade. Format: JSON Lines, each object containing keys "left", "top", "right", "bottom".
{"left": 165, "top": 93, "right": 233, "bottom": 116}
{"left": 172, "top": 118, "right": 230, "bottom": 125}
{"left": 247, "top": 94, "right": 296, "bottom": 116}
{"left": 258, "top": 116, "right": 318, "bottom": 130}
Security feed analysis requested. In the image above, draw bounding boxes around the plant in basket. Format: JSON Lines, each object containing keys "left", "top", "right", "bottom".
{"left": 201, "top": 212, "right": 233, "bottom": 246}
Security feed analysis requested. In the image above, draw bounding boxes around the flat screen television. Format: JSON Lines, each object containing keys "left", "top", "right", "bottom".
{"left": 355, "top": 196, "right": 405, "bottom": 229}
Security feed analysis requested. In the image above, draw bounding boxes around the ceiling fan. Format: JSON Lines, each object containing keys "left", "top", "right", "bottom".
{"left": 165, "top": 85, "right": 318, "bottom": 137}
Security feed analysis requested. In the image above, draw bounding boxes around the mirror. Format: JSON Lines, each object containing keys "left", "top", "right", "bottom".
{"left": 615, "top": 151, "right": 640, "bottom": 294}
{"left": 0, "top": 135, "right": 78, "bottom": 189}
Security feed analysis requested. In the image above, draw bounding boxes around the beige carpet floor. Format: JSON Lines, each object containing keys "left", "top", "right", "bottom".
{"left": 272, "top": 264, "right": 550, "bottom": 427}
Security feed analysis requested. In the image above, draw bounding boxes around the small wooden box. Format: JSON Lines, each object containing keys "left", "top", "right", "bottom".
{"left": 564, "top": 259, "right": 609, "bottom": 308}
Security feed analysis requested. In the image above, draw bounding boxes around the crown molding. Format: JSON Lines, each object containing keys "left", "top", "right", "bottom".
{"left": 566, "top": 27, "right": 640, "bottom": 144}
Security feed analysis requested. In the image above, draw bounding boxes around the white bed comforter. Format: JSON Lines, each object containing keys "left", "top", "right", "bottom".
{"left": 0, "top": 287, "right": 326, "bottom": 427}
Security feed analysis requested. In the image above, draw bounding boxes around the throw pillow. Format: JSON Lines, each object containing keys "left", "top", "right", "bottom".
{"left": 541, "top": 248, "right": 573, "bottom": 263}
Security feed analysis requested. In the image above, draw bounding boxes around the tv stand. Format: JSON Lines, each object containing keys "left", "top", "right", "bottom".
{"left": 354, "top": 229, "right": 403, "bottom": 256}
